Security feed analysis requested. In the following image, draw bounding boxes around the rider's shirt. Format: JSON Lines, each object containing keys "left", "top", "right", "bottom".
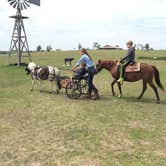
{"left": 76, "top": 54, "right": 94, "bottom": 68}
{"left": 120, "top": 47, "right": 135, "bottom": 63}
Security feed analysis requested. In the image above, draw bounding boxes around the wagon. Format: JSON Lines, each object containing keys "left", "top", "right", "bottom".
{"left": 59, "top": 73, "right": 89, "bottom": 99}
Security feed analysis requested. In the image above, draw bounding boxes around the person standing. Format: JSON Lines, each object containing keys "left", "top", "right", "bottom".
{"left": 72, "top": 48, "right": 99, "bottom": 100}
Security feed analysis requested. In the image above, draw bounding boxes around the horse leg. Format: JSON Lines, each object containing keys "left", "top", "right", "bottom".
{"left": 138, "top": 81, "right": 147, "bottom": 99}
{"left": 148, "top": 82, "right": 160, "bottom": 104}
{"left": 111, "top": 80, "right": 117, "bottom": 96}
{"left": 31, "top": 79, "right": 35, "bottom": 91}
{"left": 55, "top": 81, "right": 60, "bottom": 94}
{"left": 38, "top": 80, "right": 42, "bottom": 92}
{"left": 117, "top": 82, "right": 122, "bottom": 98}
{"left": 49, "top": 81, "right": 52, "bottom": 94}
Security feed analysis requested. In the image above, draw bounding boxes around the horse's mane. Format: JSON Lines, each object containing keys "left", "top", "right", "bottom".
{"left": 101, "top": 60, "right": 118, "bottom": 66}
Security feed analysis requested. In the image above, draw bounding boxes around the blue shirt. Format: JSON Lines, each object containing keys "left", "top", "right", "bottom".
{"left": 76, "top": 54, "right": 94, "bottom": 68}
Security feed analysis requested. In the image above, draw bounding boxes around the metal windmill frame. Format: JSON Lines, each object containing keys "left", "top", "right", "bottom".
{"left": 8, "top": 0, "right": 40, "bottom": 66}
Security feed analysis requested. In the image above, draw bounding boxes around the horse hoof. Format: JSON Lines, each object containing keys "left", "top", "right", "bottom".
{"left": 49, "top": 92, "right": 52, "bottom": 94}
{"left": 56, "top": 90, "right": 59, "bottom": 94}
{"left": 156, "top": 101, "right": 160, "bottom": 104}
{"left": 137, "top": 97, "right": 141, "bottom": 100}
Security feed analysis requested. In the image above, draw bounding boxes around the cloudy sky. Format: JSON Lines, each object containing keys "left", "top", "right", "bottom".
{"left": 0, "top": 0, "right": 166, "bottom": 50}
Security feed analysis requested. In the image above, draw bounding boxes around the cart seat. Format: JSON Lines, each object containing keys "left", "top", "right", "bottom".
{"left": 82, "top": 73, "right": 88, "bottom": 79}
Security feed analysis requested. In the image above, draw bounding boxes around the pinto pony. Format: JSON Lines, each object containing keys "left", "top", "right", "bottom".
{"left": 96, "top": 60, "right": 164, "bottom": 103}
{"left": 25, "top": 62, "right": 61, "bottom": 94}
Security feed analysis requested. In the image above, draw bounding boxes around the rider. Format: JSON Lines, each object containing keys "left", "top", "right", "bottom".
{"left": 72, "top": 48, "right": 99, "bottom": 100}
{"left": 118, "top": 41, "right": 135, "bottom": 82}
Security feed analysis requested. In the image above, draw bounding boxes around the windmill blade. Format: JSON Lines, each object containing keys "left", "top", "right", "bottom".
{"left": 24, "top": 1, "right": 30, "bottom": 8}
{"left": 8, "top": 0, "right": 17, "bottom": 7}
{"left": 20, "top": 4, "right": 24, "bottom": 10}
{"left": 8, "top": 0, "right": 16, "bottom": 4}
{"left": 23, "top": 3, "right": 27, "bottom": 10}
{"left": 13, "top": 1, "right": 18, "bottom": 8}
{"left": 8, "top": 0, "right": 15, "bottom": 5}
{"left": 29, "top": 0, "right": 40, "bottom": 6}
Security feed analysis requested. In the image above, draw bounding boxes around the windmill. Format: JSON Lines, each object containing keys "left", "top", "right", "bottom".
{"left": 8, "top": 0, "right": 40, "bottom": 66}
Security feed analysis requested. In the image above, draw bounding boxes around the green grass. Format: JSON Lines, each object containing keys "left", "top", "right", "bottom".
{"left": 0, "top": 50, "right": 166, "bottom": 166}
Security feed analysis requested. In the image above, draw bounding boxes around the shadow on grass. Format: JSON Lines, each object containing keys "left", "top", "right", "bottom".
{"left": 120, "top": 96, "right": 166, "bottom": 105}
{"left": 8, "top": 63, "right": 28, "bottom": 66}
{"left": 27, "top": 89, "right": 166, "bottom": 105}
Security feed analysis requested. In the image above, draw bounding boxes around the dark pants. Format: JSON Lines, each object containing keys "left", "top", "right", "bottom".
{"left": 87, "top": 67, "right": 97, "bottom": 93}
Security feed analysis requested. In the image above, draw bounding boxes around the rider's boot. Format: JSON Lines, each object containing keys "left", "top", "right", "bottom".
{"left": 91, "top": 88, "right": 100, "bottom": 100}
{"left": 117, "top": 77, "right": 124, "bottom": 83}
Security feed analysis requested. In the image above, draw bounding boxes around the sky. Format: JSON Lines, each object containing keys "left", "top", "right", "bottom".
{"left": 0, "top": 0, "right": 166, "bottom": 50}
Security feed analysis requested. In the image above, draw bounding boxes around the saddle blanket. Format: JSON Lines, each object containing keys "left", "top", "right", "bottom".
{"left": 125, "top": 63, "right": 141, "bottom": 73}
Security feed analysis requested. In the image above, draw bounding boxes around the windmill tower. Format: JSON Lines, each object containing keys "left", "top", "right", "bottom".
{"left": 8, "top": 0, "right": 40, "bottom": 66}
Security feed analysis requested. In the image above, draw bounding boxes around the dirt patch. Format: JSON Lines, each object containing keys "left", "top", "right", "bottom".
{"left": 30, "top": 162, "right": 41, "bottom": 166}
{"left": 128, "top": 121, "right": 149, "bottom": 129}
{"left": 154, "top": 150, "right": 166, "bottom": 158}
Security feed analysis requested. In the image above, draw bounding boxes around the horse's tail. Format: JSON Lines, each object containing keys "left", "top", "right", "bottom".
{"left": 152, "top": 66, "right": 164, "bottom": 91}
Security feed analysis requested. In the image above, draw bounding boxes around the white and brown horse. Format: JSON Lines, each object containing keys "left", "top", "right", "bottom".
{"left": 25, "top": 62, "right": 61, "bottom": 94}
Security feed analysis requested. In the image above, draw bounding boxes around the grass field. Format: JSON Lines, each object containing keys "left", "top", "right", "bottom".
{"left": 0, "top": 50, "right": 166, "bottom": 166}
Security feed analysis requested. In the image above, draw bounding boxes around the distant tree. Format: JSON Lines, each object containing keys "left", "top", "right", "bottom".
{"left": 36, "top": 45, "right": 42, "bottom": 52}
{"left": 46, "top": 45, "right": 52, "bottom": 52}
{"left": 145, "top": 44, "right": 150, "bottom": 51}
{"left": 135, "top": 44, "right": 144, "bottom": 50}
{"left": 78, "top": 43, "right": 82, "bottom": 50}
{"left": 93, "top": 42, "right": 100, "bottom": 50}
{"left": 56, "top": 49, "right": 62, "bottom": 51}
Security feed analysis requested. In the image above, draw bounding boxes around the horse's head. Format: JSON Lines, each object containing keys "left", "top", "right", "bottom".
{"left": 96, "top": 60, "right": 104, "bottom": 73}
{"left": 25, "top": 62, "right": 37, "bottom": 75}
{"left": 96, "top": 59, "right": 117, "bottom": 73}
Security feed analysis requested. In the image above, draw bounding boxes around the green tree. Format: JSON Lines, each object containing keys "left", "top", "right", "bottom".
{"left": 93, "top": 42, "right": 100, "bottom": 50}
{"left": 78, "top": 43, "right": 82, "bottom": 50}
{"left": 46, "top": 45, "right": 52, "bottom": 52}
{"left": 145, "top": 44, "right": 150, "bottom": 51}
{"left": 36, "top": 45, "right": 42, "bottom": 52}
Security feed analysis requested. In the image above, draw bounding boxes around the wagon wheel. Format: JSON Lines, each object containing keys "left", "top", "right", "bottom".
{"left": 80, "top": 79, "right": 88, "bottom": 94}
{"left": 65, "top": 81, "right": 81, "bottom": 99}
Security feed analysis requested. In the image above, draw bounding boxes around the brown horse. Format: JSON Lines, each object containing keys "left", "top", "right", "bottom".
{"left": 96, "top": 60, "right": 164, "bottom": 103}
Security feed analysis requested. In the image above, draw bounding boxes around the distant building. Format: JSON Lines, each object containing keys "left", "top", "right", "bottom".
{"left": 99, "top": 45, "right": 122, "bottom": 50}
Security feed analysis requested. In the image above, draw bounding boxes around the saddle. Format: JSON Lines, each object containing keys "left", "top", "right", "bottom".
{"left": 125, "top": 62, "right": 141, "bottom": 73}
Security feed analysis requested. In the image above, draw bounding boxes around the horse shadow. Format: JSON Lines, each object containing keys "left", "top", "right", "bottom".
{"left": 118, "top": 95, "right": 166, "bottom": 105}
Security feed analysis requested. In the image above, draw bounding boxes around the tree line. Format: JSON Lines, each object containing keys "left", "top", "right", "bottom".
{"left": 36, "top": 42, "right": 153, "bottom": 52}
